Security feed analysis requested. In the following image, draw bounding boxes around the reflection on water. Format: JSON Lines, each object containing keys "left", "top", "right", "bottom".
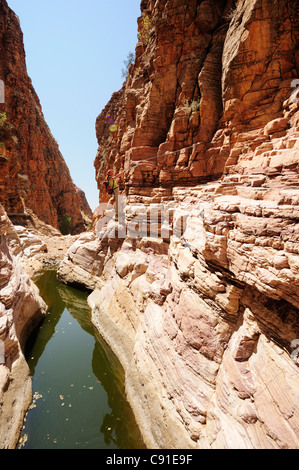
{"left": 18, "top": 270, "right": 145, "bottom": 449}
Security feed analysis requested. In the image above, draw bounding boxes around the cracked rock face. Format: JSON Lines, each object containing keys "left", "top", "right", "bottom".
{"left": 59, "top": 0, "right": 299, "bottom": 449}
{"left": 94, "top": 0, "right": 299, "bottom": 197}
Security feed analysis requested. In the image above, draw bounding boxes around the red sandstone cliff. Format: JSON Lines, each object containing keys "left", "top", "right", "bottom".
{"left": 0, "top": 0, "right": 92, "bottom": 233}
{"left": 58, "top": 0, "right": 299, "bottom": 449}
{"left": 95, "top": 0, "right": 298, "bottom": 195}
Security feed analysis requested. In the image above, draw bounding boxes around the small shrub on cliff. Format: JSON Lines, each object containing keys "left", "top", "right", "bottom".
{"left": 0, "top": 112, "right": 7, "bottom": 127}
{"left": 138, "top": 15, "right": 152, "bottom": 46}
{"left": 191, "top": 99, "right": 200, "bottom": 112}
{"left": 0, "top": 112, "right": 12, "bottom": 143}
{"left": 183, "top": 98, "right": 200, "bottom": 113}
{"left": 59, "top": 213, "right": 72, "bottom": 235}
{"left": 122, "top": 51, "right": 135, "bottom": 79}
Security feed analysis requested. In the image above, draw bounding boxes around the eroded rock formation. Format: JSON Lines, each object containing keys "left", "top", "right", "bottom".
{"left": 0, "top": 204, "right": 47, "bottom": 448}
{"left": 0, "top": 0, "right": 92, "bottom": 233}
{"left": 94, "top": 0, "right": 299, "bottom": 196}
{"left": 58, "top": 0, "right": 299, "bottom": 449}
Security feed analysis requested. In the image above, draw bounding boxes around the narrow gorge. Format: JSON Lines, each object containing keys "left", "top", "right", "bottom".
{"left": 1, "top": 0, "right": 299, "bottom": 450}
{"left": 0, "top": 0, "right": 92, "bottom": 233}
{"left": 0, "top": 0, "right": 92, "bottom": 448}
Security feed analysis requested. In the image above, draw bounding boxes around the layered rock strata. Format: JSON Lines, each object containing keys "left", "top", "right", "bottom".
{"left": 58, "top": 0, "right": 299, "bottom": 449}
{"left": 94, "top": 0, "right": 299, "bottom": 198}
{"left": 58, "top": 169, "right": 299, "bottom": 448}
{"left": 0, "top": 0, "right": 92, "bottom": 233}
{"left": 0, "top": 204, "right": 47, "bottom": 448}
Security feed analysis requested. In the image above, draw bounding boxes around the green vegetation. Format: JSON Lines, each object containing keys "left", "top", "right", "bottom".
{"left": 138, "top": 15, "right": 152, "bottom": 46}
{"left": 59, "top": 213, "right": 72, "bottom": 235}
{"left": 0, "top": 112, "right": 7, "bottom": 127}
{"left": 190, "top": 99, "right": 200, "bottom": 112}
{"left": 183, "top": 98, "right": 200, "bottom": 113}
{"left": 0, "top": 112, "right": 11, "bottom": 145}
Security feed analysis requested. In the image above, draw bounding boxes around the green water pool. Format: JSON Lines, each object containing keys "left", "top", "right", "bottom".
{"left": 18, "top": 269, "right": 145, "bottom": 449}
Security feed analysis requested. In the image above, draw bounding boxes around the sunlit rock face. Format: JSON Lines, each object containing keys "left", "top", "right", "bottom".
{"left": 94, "top": 0, "right": 299, "bottom": 198}
{"left": 0, "top": 0, "right": 92, "bottom": 233}
{"left": 0, "top": 204, "right": 47, "bottom": 448}
{"left": 59, "top": 0, "right": 299, "bottom": 449}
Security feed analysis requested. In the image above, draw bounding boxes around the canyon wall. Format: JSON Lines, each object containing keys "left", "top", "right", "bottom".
{"left": 0, "top": 0, "right": 92, "bottom": 233}
{"left": 94, "top": 0, "right": 299, "bottom": 196}
{"left": 58, "top": 0, "right": 299, "bottom": 449}
{"left": 0, "top": 204, "right": 47, "bottom": 448}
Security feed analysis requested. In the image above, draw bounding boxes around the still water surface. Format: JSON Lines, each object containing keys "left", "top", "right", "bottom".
{"left": 18, "top": 269, "right": 144, "bottom": 449}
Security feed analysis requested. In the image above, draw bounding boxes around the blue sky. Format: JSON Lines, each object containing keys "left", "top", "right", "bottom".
{"left": 7, "top": 0, "right": 141, "bottom": 211}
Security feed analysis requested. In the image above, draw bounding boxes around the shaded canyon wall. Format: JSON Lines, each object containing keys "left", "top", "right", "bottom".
{"left": 0, "top": 0, "right": 92, "bottom": 233}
